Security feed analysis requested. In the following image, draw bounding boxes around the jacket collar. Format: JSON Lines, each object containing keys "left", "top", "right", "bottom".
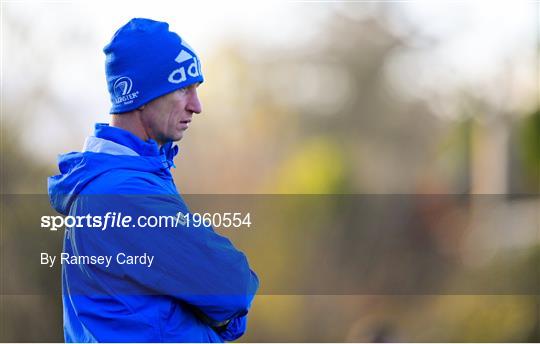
{"left": 91, "top": 123, "right": 178, "bottom": 168}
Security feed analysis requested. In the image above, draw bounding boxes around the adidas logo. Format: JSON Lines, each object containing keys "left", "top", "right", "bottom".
{"left": 168, "top": 45, "right": 201, "bottom": 84}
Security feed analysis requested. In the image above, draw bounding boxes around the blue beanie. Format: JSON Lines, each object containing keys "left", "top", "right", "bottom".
{"left": 104, "top": 18, "right": 204, "bottom": 114}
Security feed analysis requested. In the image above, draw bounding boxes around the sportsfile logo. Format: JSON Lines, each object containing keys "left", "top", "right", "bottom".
{"left": 168, "top": 41, "right": 201, "bottom": 84}
{"left": 113, "top": 76, "right": 139, "bottom": 105}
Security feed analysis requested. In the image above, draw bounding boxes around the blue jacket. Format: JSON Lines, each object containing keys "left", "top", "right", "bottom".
{"left": 48, "top": 123, "right": 259, "bottom": 342}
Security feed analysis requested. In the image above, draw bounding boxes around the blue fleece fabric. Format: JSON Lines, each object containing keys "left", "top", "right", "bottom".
{"left": 48, "top": 123, "right": 259, "bottom": 342}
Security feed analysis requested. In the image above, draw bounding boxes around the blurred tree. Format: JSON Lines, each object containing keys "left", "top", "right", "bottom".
{"left": 518, "top": 108, "right": 540, "bottom": 192}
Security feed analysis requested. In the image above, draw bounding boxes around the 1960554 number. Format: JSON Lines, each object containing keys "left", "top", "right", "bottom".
{"left": 182, "top": 212, "right": 251, "bottom": 229}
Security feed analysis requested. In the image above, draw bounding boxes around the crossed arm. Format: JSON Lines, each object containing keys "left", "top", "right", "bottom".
{"left": 74, "top": 179, "right": 259, "bottom": 341}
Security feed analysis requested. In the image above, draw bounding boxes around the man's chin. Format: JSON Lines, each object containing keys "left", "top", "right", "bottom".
{"left": 164, "top": 130, "right": 186, "bottom": 143}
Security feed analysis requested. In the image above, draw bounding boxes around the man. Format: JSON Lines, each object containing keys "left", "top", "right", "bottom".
{"left": 48, "top": 18, "right": 259, "bottom": 342}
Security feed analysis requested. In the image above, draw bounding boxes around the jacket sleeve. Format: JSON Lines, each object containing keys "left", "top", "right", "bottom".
{"left": 216, "top": 315, "right": 248, "bottom": 342}
{"left": 72, "top": 174, "right": 259, "bottom": 325}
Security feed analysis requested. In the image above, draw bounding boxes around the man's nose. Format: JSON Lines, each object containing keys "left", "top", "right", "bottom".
{"left": 187, "top": 89, "right": 202, "bottom": 114}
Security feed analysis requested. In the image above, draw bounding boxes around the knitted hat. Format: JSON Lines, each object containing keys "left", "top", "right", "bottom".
{"left": 104, "top": 18, "right": 203, "bottom": 114}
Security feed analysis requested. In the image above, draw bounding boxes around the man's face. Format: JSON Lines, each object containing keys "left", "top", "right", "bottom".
{"left": 140, "top": 83, "right": 202, "bottom": 145}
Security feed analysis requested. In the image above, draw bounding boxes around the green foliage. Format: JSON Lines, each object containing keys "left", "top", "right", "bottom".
{"left": 273, "top": 136, "right": 350, "bottom": 194}
{"left": 519, "top": 108, "right": 540, "bottom": 191}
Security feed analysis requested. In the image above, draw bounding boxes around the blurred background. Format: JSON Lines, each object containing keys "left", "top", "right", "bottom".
{"left": 1, "top": 0, "right": 539, "bottom": 342}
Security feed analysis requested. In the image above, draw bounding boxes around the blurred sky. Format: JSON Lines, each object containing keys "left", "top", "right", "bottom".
{"left": 1, "top": 0, "right": 538, "bottom": 161}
